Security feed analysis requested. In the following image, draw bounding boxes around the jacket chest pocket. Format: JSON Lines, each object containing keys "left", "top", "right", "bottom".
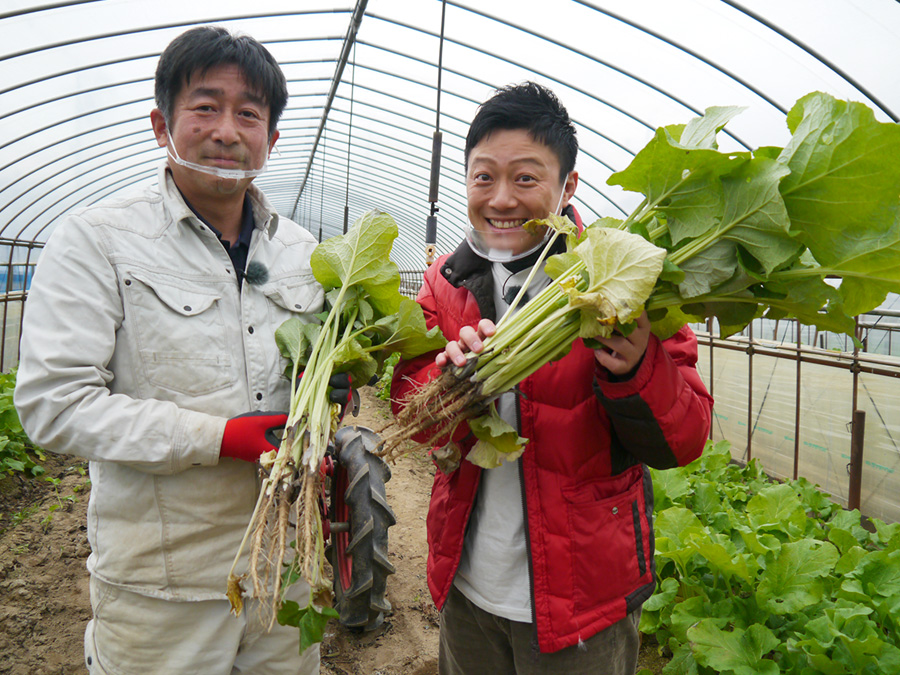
{"left": 124, "top": 272, "right": 233, "bottom": 396}
{"left": 262, "top": 279, "right": 323, "bottom": 329}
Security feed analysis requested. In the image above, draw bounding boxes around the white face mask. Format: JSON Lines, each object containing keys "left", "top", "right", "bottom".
{"left": 166, "top": 130, "right": 268, "bottom": 180}
{"left": 465, "top": 185, "right": 568, "bottom": 262}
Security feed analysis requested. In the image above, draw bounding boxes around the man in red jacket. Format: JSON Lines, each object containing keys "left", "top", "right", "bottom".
{"left": 392, "top": 82, "right": 713, "bottom": 674}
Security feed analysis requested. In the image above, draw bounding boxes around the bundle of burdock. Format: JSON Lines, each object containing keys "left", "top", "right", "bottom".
{"left": 227, "top": 210, "right": 444, "bottom": 651}
{"left": 379, "top": 92, "right": 900, "bottom": 470}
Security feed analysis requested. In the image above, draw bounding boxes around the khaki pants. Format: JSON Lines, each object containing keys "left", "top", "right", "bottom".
{"left": 439, "top": 585, "right": 641, "bottom": 675}
{"left": 84, "top": 576, "right": 320, "bottom": 675}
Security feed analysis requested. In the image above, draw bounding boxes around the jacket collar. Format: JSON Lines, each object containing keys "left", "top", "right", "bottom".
{"left": 156, "top": 160, "right": 280, "bottom": 239}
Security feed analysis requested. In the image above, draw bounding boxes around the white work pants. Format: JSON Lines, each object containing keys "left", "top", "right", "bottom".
{"left": 84, "top": 576, "right": 320, "bottom": 675}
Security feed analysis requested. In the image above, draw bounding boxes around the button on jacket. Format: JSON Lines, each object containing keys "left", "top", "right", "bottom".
{"left": 15, "top": 162, "right": 323, "bottom": 600}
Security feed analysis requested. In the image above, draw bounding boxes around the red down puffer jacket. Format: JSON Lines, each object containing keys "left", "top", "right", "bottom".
{"left": 391, "top": 222, "right": 713, "bottom": 653}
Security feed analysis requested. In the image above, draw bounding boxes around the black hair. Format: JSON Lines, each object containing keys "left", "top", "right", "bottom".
{"left": 465, "top": 81, "right": 578, "bottom": 181}
{"left": 155, "top": 26, "right": 288, "bottom": 138}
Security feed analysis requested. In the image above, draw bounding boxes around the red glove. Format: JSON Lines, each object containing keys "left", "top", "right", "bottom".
{"left": 220, "top": 411, "right": 287, "bottom": 463}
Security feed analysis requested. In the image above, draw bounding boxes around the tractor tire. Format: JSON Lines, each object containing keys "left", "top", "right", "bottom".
{"left": 327, "top": 425, "right": 397, "bottom": 631}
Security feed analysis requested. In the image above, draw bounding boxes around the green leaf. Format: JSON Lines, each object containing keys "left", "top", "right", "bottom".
{"left": 651, "top": 466, "right": 691, "bottom": 509}
{"left": 275, "top": 318, "right": 321, "bottom": 371}
{"left": 669, "top": 596, "right": 712, "bottom": 644}
{"left": 330, "top": 338, "right": 378, "bottom": 388}
{"left": 277, "top": 600, "right": 340, "bottom": 654}
{"left": 757, "top": 539, "right": 839, "bottom": 614}
{"left": 466, "top": 406, "right": 527, "bottom": 469}
{"left": 687, "top": 620, "right": 780, "bottom": 675}
{"left": 310, "top": 210, "right": 402, "bottom": 315}
{"left": 608, "top": 119, "right": 749, "bottom": 226}
{"left": 842, "top": 548, "right": 900, "bottom": 601}
{"left": 644, "top": 576, "right": 680, "bottom": 613}
{"left": 746, "top": 482, "right": 807, "bottom": 536}
{"left": 369, "top": 296, "right": 446, "bottom": 359}
{"left": 779, "top": 92, "right": 900, "bottom": 295}
{"left": 677, "top": 240, "right": 739, "bottom": 298}
{"left": 526, "top": 212, "right": 579, "bottom": 248}
{"left": 716, "top": 156, "right": 800, "bottom": 274}
{"left": 691, "top": 538, "right": 754, "bottom": 585}
{"left": 871, "top": 518, "right": 900, "bottom": 551}
{"left": 679, "top": 106, "right": 747, "bottom": 149}
{"left": 834, "top": 546, "right": 868, "bottom": 576}
{"left": 662, "top": 642, "right": 700, "bottom": 675}
{"left": 544, "top": 251, "right": 582, "bottom": 281}
{"left": 655, "top": 507, "right": 706, "bottom": 546}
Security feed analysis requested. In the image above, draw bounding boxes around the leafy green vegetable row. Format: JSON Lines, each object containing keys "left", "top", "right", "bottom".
{"left": 641, "top": 440, "right": 900, "bottom": 675}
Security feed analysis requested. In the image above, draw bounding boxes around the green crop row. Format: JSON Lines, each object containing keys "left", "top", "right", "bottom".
{"left": 0, "top": 369, "right": 44, "bottom": 478}
{"left": 639, "top": 440, "right": 900, "bottom": 675}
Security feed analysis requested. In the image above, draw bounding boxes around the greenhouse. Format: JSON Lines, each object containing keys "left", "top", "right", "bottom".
{"left": 1, "top": 1, "right": 898, "bottom": 674}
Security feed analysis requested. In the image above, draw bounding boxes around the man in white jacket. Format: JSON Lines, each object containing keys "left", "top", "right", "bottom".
{"left": 15, "top": 26, "right": 324, "bottom": 674}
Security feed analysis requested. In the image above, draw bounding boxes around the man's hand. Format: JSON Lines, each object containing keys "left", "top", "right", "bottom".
{"left": 436, "top": 319, "right": 496, "bottom": 368}
{"left": 593, "top": 312, "right": 651, "bottom": 377}
{"left": 220, "top": 411, "right": 287, "bottom": 463}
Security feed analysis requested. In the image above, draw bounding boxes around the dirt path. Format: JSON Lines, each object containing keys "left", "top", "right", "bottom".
{"left": 0, "top": 387, "right": 666, "bottom": 674}
{"left": 0, "top": 387, "right": 440, "bottom": 675}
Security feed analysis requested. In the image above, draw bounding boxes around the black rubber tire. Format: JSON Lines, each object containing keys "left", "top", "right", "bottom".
{"left": 327, "top": 425, "right": 397, "bottom": 631}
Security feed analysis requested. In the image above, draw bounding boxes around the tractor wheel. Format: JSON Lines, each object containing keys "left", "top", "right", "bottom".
{"left": 327, "top": 425, "right": 397, "bottom": 631}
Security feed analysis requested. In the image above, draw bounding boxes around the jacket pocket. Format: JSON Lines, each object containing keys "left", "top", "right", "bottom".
{"left": 563, "top": 466, "right": 650, "bottom": 614}
{"left": 125, "top": 271, "right": 232, "bottom": 396}
{"left": 262, "top": 279, "right": 323, "bottom": 328}
{"left": 262, "top": 277, "right": 324, "bottom": 318}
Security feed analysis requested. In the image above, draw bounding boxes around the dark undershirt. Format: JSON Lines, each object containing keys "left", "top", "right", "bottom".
{"left": 180, "top": 189, "right": 255, "bottom": 286}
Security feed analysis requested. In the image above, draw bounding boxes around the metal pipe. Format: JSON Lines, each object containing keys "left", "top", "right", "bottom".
{"left": 746, "top": 322, "right": 754, "bottom": 461}
{"left": 290, "top": 0, "right": 369, "bottom": 219}
{"left": 793, "top": 319, "right": 801, "bottom": 480}
{"left": 847, "top": 409, "right": 866, "bottom": 511}
{"left": 693, "top": 334, "right": 900, "bottom": 379}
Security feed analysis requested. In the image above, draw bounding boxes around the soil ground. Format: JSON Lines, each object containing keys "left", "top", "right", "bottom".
{"left": 0, "top": 387, "right": 668, "bottom": 674}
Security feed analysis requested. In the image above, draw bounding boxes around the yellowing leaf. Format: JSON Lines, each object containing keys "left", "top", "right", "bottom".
{"left": 466, "top": 406, "right": 527, "bottom": 469}
{"left": 570, "top": 227, "right": 666, "bottom": 328}
{"left": 227, "top": 574, "right": 245, "bottom": 616}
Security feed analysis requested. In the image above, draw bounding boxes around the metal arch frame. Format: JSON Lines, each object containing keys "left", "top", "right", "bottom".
{"left": 0, "top": 8, "right": 353, "bottom": 63}
{"left": 283, "top": 33, "right": 660, "bottom": 226}
{"left": 362, "top": 10, "right": 745, "bottom": 148}
{"left": 290, "top": 0, "right": 368, "bottom": 218}
{"left": 1, "top": 0, "right": 897, "bottom": 253}
{"left": 720, "top": 0, "right": 897, "bottom": 122}
{"left": 318, "top": 42, "right": 638, "bottom": 217}
{"left": 0, "top": 2, "right": 104, "bottom": 21}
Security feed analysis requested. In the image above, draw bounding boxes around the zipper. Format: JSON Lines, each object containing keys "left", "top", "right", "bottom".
{"left": 516, "top": 392, "right": 541, "bottom": 658}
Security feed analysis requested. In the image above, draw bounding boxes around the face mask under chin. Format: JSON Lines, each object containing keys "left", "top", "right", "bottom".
{"left": 465, "top": 186, "right": 567, "bottom": 262}
{"left": 165, "top": 131, "right": 268, "bottom": 181}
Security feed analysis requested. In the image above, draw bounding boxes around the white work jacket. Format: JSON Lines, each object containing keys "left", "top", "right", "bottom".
{"left": 14, "top": 162, "right": 323, "bottom": 600}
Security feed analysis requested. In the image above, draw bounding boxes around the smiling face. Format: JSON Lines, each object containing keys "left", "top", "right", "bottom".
{"left": 150, "top": 63, "right": 278, "bottom": 204}
{"left": 466, "top": 127, "right": 577, "bottom": 257}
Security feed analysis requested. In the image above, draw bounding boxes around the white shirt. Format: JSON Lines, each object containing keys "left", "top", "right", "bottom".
{"left": 453, "top": 262, "right": 551, "bottom": 622}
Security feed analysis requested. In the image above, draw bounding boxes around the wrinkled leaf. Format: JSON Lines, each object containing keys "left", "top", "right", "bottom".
{"left": 688, "top": 620, "right": 780, "bottom": 675}
{"left": 568, "top": 227, "right": 666, "bottom": 337}
{"left": 370, "top": 296, "right": 446, "bottom": 359}
{"left": 757, "top": 539, "right": 839, "bottom": 614}
{"left": 465, "top": 406, "right": 527, "bottom": 469}
{"left": 275, "top": 318, "right": 322, "bottom": 375}
{"left": 277, "top": 599, "right": 340, "bottom": 654}
{"left": 311, "top": 210, "right": 402, "bottom": 315}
